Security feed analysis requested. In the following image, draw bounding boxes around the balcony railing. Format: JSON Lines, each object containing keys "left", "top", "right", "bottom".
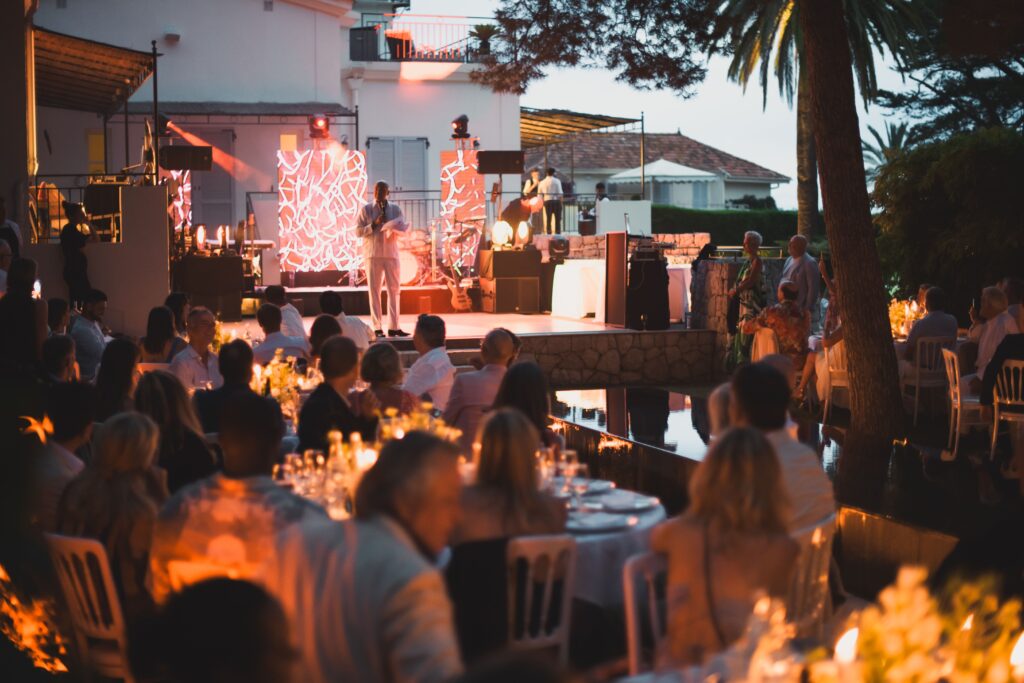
{"left": 349, "top": 14, "right": 496, "bottom": 63}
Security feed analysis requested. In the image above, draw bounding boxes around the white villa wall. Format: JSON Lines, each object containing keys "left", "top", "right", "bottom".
{"left": 723, "top": 181, "right": 773, "bottom": 202}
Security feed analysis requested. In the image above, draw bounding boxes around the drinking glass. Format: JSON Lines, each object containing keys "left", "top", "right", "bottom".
{"left": 535, "top": 447, "right": 556, "bottom": 492}
{"left": 571, "top": 463, "right": 590, "bottom": 509}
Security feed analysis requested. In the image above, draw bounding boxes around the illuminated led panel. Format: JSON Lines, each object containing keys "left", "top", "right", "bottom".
{"left": 277, "top": 148, "right": 368, "bottom": 273}
{"left": 167, "top": 170, "right": 191, "bottom": 232}
{"left": 439, "top": 150, "right": 484, "bottom": 273}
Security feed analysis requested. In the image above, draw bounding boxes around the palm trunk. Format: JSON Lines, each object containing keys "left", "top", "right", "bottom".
{"left": 799, "top": 0, "right": 904, "bottom": 439}
{"left": 796, "top": 72, "right": 821, "bottom": 239}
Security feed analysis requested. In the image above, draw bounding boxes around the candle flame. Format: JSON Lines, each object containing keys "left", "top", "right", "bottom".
{"left": 962, "top": 613, "right": 974, "bottom": 631}
{"left": 835, "top": 627, "right": 859, "bottom": 664}
{"left": 1011, "top": 632, "right": 1024, "bottom": 668}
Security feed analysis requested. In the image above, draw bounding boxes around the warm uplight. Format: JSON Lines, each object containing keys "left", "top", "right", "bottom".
{"left": 195, "top": 224, "right": 207, "bottom": 249}
{"left": 1010, "top": 631, "right": 1024, "bottom": 670}
{"left": 491, "top": 220, "right": 513, "bottom": 247}
{"left": 835, "top": 627, "right": 859, "bottom": 664}
{"left": 516, "top": 221, "right": 531, "bottom": 243}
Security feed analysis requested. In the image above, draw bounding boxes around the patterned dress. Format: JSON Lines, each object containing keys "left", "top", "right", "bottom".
{"left": 749, "top": 301, "right": 811, "bottom": 366}
{"left": 727, "top": 257, "right": 766, "bottom": 370}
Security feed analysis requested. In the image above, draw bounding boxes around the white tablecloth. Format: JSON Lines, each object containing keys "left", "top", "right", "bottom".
{"left": 667, "top": 265, "right": 692, "bottom": 323}
{"left": 551, "top": 259, "right": 606, "bottom": 321}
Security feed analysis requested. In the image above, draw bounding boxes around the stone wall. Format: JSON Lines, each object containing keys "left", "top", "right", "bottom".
{"left": 520, "top": 329, "right": 716, "bottom": 387}
{"left": 558, "top": 232, "right": 712, "bottom": 264}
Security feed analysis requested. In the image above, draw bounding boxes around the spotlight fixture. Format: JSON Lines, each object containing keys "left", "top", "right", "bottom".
{"left": 308, "top": 114, "right": 330, "bottom": 139}
{"left": 491, "top": 220, "right": 512, "bottom": 247}
{"left": 515, "top": 221, "right": 531, "bottom": 247}
{"left": 451, "top": 114, "right": 470, "bottom": 139}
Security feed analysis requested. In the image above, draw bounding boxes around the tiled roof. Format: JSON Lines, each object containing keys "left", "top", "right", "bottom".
{"left": 524, "top": 131, "right": 789, "bottom": 183}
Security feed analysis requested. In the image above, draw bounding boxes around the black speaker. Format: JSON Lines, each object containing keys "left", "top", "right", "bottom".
{"left": 478, "top": 249, "right": 541, "bottom": 279}
{"left": 625, "top": 258, "right": 670, "bottom": 330}
{"left": 481, "top": 277, "right": 539, "bottom": 313}
{"left": 159, "top": 145, "right": 213, "bottom": 171}
{"left": 476, "top": 150, "right": 524, "bottom": 174}
{"left": 83, "top": 183, "right": 121, "bottom": 215}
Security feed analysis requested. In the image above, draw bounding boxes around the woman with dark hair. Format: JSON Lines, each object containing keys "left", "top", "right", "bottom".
{"left": 164, "top": 291, "right": 191, "bottom": 338}
{"left": 491, "top": 361, "right": 563, "bottom": 450}
{"left": 140, "top": 305, "right": 188, "bottom": 363}
{"left": 95, "top": 338, "right": 141, "bottom": 421}
{"left": 0, "top": 257, "right": 47, "bottom": 374}
{"left": 60, "top": 202, "right": 96, "bottom": 308}
{"left": 352, "top": 342, "right": 418, "bottom": 415}
{"left": 134, "top": 370, "right": 217, "bottom": 493}
{"left": 308, "top": 314, "right": 342, "bottom": 362}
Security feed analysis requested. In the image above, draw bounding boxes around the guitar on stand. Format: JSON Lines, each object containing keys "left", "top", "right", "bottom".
{"left": 433, "top": 218, "right": 483, "bottom": 312}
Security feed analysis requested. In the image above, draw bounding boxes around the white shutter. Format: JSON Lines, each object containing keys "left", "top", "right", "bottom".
{"left": 367, "top": 137, "right": 396, "bottom": 188}
{"left": 397, "top": 138, "right": 427, "bottom": 195}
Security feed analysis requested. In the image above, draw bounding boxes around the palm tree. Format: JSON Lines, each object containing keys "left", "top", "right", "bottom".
{"left": 862, "top": 121, "right": 915, "bottom": 180}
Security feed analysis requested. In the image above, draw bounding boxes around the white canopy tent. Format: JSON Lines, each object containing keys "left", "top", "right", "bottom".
{"left": 609, "top": 159, "right": 718, "bottom": 207}
{"left": 608, "top": 158, "right": 717, "bottom": 183}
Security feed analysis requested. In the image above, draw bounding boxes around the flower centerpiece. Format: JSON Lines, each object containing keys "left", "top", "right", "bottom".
{"left": 889, "top": 298, "right": 925, "bottom": 338}
{"left": 251, "top": 349, "right": 303, "bottom": 426}
{"left": 376, "top": 403, "right": 462, "bottom": 445}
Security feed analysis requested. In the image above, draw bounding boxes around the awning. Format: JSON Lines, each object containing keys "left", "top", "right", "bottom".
{"left": 124, "top": 101, "right": 355, "bottom": 117}
{"left": 520, "top": 107, "right": 639, "bottom": 149}
{"left": 609, "top": 159, "right": 718, "bottom": 183}
{"left": 33, "top": 26, "right": 154, "bottom": 115}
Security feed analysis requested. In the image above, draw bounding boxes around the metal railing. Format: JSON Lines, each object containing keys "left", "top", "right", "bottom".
{"left": 349, "top": 14, "right": 496, "bottom": 63}
{"left": 27, "top": 173, "right": 151, "bottom": 244}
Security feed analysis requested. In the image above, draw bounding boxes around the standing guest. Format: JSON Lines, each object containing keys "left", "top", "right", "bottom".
{"left": 522, "top": 167, "right": 541, "bottom": 198}
{"left": 781, "top": 235, "right": 819, "bottom": 318}
{"left": 444, "top": 329, "right": 514, "bottom": 454}
{"left": 492, "top": 361, "right": 563, "bottom": 450}
{"left": 353, "top": 342, "right": 418, "bottom": 415}
{"left": 170, "top": 306, "right": 223, "bottom": 391}
{"left": 41, "top": 334, "right": 77, "bottom": 384}
{"left": 403, "top": 314, "right": 456, "bottom": 410}
{"left": 797, "top": 258, "right": 843, "bottom": 402}
{"left": 999, "top": 277, "right": 1023, "bottom": 326}
{"left": 897, "top": 286, "right": 958, "bottom": 382}
{"left": 263, "top": 432, "right": 464, "bottom": 683}
{"left": 726, "top": 231, "right": 766, "bottom": 370}
{"left": 57, "top": 412, "right": 169, "bottom": 619}
{"left": 355, "top": 181, "right": 410, "bottom": 338}
{"left": 308, "top": 314, "right": 342, "bottom": 362}
{"left": 164, "top": 292, "right": 191, "bottom": 338}
{"left": 193, "top": 339, "right": 256, "bottom": 434}
{"left": 0, "top": 258, "right": 48, "bottom": 374}
{"left": 297, "top": 335, "right": 379, "bottom": 451}
{"left": 966, "top": 286, "right": 1020, "bottom": 393}
{"left": 95, "top": 338, "right": 140, "bottom": 422}
{"left": 0, "top": 239, "right": 11, "bottom": 295}
{"left": 47, "top": 297, "right": 70, "bottom": 335}
{"left": 140, "top": 306, "right": 188, "bottom": 363}
{"left": 264, "top": 285, "right": 307, "bottom": 340}
{"left": 60, "top": 202, "right": 96, "bottom": 308}
{"left": 135, "top": 371, "right": 218, "bottom": 493}
{"left": 33, "top": 382, "right": 95, "bottom": 531}
{"left": 69, "top": 288, "right": 109, "bottom": 382}
{"left": 741, "top": 280, "right": 811, "bottom": 370}
{"left": 149, "top": 392, "right": 325, "bottom": 603}
{"left": 537, "top": 168, "right": 564, "bottom": 235}
{"left": 319, "top": 290, "right": 375, "bottom": 351}
{"left": 730, "top": 362, "right": 834, "bottom": 531}
{"left": 652, "top": 427, "right": 798, "bottom": 665}
{"left": 253, "top": 303, "right": 308, "bottom": 365}
{"left": 0, "top": 197, "right": 22, "bottom": 257}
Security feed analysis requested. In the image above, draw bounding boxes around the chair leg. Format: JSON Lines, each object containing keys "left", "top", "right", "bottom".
{"left": 823, "top": 390, "right": 832, "bottom": 424}
{"left": 913, "top": 383, "right": 921, "bottom": 427}
{"left": 947, "top": 403, "right": 955, "bottom": 449}
{"left": 990, "top": 413, "right": 1000, "bottom": 461}
{"left": 952, "top": 408, "right": 962, "bottom": 461}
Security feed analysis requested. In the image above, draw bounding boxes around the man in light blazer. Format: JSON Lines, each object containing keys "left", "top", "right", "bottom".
{"left": 443, "top": 328, "right": 515, "bottom": 453}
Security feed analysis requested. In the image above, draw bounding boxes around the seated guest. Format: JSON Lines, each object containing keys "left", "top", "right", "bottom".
{"left": 966, "top": 286, "right": 1020, "bottom": 393}
{"left": 730, "top": 362, "right": 834, "bottom": 531}
{"left": 492, "top": 361, "right": 563, "bottom": 450}
{"left": 980, "top": 304, "right": 1024, "bottom": 408}
{"left": 403, "top": 314, "right": 456, "bottom": 410}
{"left": 797, "top": 258, "right": 844, "bottom": 401}
{"left": 307, "top": 314, "right": 341, "bottom": 362}
{"left": 33, "top": 382, "right": 94, "bottom": 531}
{"left": 69, "top": 288, "right": 109, "bottom": 381}
{"left": 164, "top": 291, "right": 191, "bottom": 338}
{"left": 898, "top": 286, "right": 958, "bottom": 372}
{"left": 42, "top": 334, "right": 77, "bottom": 384}
{"left": 253, "top": 303, "right": 308, "bottom": 365}
{"left": 194, "top": 339, "right": 256, "bottom": 433}
{"left": 170, "top": 306, "right": 223, "bottom": 391}
{"left": 58, "top": 412, "right": 169, "bottom": 619}
{"left": 263, "top": 432, "right": 464, "bottom": 683}
{"left": 0, "top": 258, "right": 48, "bottom": 374}
{"left": 708, "top": 383, "right": 732, "bottom": 440}
{"left": 95, "top": 338, "right": 140, "bottom": 422}
{"left": 741, "top": 280, "right": 810, "bottom": 369}
{"left": 48, "top": 297, "right": 70, "bottom": 335}
{"left": 264, "top": 285, "right": 306, "bottom": 339}
{"left": 652, "top": 427, "right": 798, "bottom": 665}
{"left": 319, "top": 290, "right": 375, "bottom": 351}
{"left": 916, "top": 283, "right": 933, "bottom": 309}
{"left": 444, "top": 328, "right": 514, "bottom": 453}
{"left": 135, "top": 371, "right": 218, "bottom": 493}
{"left": 1001, "top": 276, "right": 1023, "bottom": 322}
{"left": 352, "top": 342, "right": 418, "bottom": 415}
{"left": 469, "top": 326, "right": 522, "bottom": 370}
{"left": 297, "top": 335, "right": 379, "bottom": 451}
{"left": 140, "top": 305, "right": 188, "bottom": 363}
{"left": 149, "top": 392, "right": 325, "bottom": 603}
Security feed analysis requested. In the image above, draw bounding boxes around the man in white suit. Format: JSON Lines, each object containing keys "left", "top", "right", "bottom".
{"left": 355, "top": 181, "right": 409, "bottom": 338}
{"left": 443, "top": 328, "right": 515, "bottom": 453}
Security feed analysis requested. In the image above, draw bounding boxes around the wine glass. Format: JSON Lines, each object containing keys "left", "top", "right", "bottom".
{"left": 571, "top": 463, "right": 590, "bottom": 509}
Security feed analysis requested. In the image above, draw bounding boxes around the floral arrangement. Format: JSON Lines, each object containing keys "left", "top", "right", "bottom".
{"left": 376, "top": 404, "right": 462, "bottom": 445}
{"left": 942, "top": 577, "right": 1022, "bottom": 683}
{"left": 251, "top": 349, "right": 303, "bottom": 426}
{"left": 889, "top": 298, "right": 925, "bottom": 338}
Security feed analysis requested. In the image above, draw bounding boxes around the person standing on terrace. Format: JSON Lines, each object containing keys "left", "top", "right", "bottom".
{"left": 726, "top": 230, "right": 766, "bottom": 370}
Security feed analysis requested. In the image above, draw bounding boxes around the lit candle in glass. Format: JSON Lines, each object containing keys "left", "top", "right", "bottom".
{"left": 1011, "top": 632, "right": 1024, "bottom": 683}
{"left": 834, "top": 627, "right": 860, "bottom": 683}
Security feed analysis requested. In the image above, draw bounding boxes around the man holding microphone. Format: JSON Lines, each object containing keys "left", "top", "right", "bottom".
{"left": 355, "top": 181, "right": 409, "bottom": 337}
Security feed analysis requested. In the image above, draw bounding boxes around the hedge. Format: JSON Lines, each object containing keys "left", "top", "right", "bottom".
{"left": 651, "top": 205, "right": 798, "bottom": 246}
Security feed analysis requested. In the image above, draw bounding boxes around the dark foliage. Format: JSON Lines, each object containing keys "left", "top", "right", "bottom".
{"left": 651, "top": 205, "right": 797, "bottom": 245}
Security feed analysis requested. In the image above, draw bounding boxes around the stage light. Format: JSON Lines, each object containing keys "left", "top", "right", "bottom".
{"left": 195, "top": 223, "right": 206, "bottom": 250}
{"left": 515, "top": 221, "right": 531, "bottom": 247}
{"left": 308, "top": 114, "right": 330, "bottom": 139}
{"left": 451, "top": 114, "right": 470, "bottom": 139}
{"left": 491, "top": 220, "right": 512, "bottom": 247}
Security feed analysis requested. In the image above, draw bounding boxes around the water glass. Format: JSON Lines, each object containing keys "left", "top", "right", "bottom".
{"left": 571, "top": 463, "right": 590, "bottom": 509}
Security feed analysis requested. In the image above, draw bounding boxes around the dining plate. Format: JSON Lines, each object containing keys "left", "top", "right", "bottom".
{"left": 567, "top": 512, "right": 639, "bottom": 534}
{"left": 597, "top": 490, "right": 661, "bottom": 513}
{"left": 551, "top": 477, "right": 615, "bottom": 496}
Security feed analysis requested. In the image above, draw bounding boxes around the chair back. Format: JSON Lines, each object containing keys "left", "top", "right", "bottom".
{"left": 912, "top": 336, "right": 955, "bottom": 384}
{"left": 137, "top": 362, "right": 170, "bottom": 374}
{"left": 942, "top": 348, "right": 962, "bottom": 404}
{"left": 44, "top": 533, "right": 133, "bottom": 681}
{"left": 825, "top": 341, "right": 848, "bottom": 377}
{"left": 994, "top": 360, "right": 1024, "bottom": 408}
{"left": 623, "top": 552, "right": 668, "bottom": 675}
{"left": 506, "top": 534, "right": 577, "bottom": 665}
{"left": 751, "top": 328, "right": 779, "bottom": 362}
{"left": 786, "top": 513, "right": 837, "bottom": 639}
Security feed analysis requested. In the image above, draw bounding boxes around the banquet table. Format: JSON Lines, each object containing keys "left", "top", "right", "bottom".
{"left": 551, "top": 259, "right": 607, "bottom": 321}
{"left": 667, "top": 264, "right": 692, "bottom": 323}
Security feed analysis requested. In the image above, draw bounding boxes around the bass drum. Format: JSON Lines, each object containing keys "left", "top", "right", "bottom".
{"left": 399, "top": 250, "right": 422, "bottom": 286}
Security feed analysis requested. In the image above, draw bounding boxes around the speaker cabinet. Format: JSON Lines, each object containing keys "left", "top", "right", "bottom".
{"left": 481, "top": 277, "right": 540, "bottom": 314}
{"left": 476, "top": 150, "right": 525, "bottom": 174}
{"left": 478, "top": 249, "right": 541, "bottom": 279}
{"left": 604, "top": 232, "right": 628, "bottom": 326}
{"left": 159, "top": 145, "right": 213, "bottom": 171}
{"left": 626, "top": 258, "right": 670, "bottom": 330}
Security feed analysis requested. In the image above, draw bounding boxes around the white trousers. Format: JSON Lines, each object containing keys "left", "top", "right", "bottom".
{"left": 366, "top": 257, "right": 400, "bottom": 331}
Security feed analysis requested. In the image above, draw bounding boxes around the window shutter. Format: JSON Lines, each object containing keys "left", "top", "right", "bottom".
{"left": 397, "top": 138, "right": 427, "bottom": 193}
{"left": 367, "top": 137, "right": 396, "bottom": 188}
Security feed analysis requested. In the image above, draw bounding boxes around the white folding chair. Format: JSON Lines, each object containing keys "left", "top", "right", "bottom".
{"left": 44, "top": 533, "right": 134, "bottom": 682}
{"left": 166, "top": 559, "right": 256, "bottom": 594}
{"left": 942, "top": 349, "right": 987, "bottom": 461}
{"left": 623, "top": 552, "right": 668, "bottom": 675}
{"left": 751, "top": 328, "right": 780, "bottom": 363}
{"left": 786, "top": 513, "right": 836, "bottom": 640}
{"left": 506, "top": 535, "right": 577, "bottom": 665}
{"left": 903, "top": 336, "right": 955, "bottom": 426}
{"left": 823, "top": 342, "right": 848, "bottom": 423}
{"left": 990, "top": 360, "right": 1024, "bottom": 461}
{"left": 137, "top": 362, "right": 170, "bottom": 374}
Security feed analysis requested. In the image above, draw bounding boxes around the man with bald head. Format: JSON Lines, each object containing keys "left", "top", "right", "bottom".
{"left": 443, "top": 328, "right": 515, "bottom": 453}
{"left": 782, "top": 234, "right": 819, "bottom": 319}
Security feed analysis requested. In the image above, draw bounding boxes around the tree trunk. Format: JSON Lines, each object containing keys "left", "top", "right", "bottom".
{"left": 796, "top": 72, "right": 821, "bottom": 239}
{"left": 799, "top": 0, "right": 904, "bottom": 439}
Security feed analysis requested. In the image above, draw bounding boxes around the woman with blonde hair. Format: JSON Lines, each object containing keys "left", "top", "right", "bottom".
{"left": 652, "top": 427, "right": 798, "bottom": 665}
{"left": 57, "top": 412, "right": 169, "bottom": 619}
{"left": 351, "top": 342, "right": 418, "bottom": 415}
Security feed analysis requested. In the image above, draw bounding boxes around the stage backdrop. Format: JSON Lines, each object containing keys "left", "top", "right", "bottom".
{"left": 277, "top": 147, "right": 367, "bottom": 273}
{"left": 439, "top": 149, "right": 485, "bottom": 274}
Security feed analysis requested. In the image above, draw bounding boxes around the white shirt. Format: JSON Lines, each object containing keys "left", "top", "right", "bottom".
{"left": 354, "top": 202, "right": 409, "bottom": 261}
{"left": 537, "top": 175, "right": 563, "bottom": 201}
{"left": 970, "top": 310, "right": 1019, "bottom": 377}
{"left": 34, "top": 441, "right": 84, "bottom": 532}
{"left": 254, "top": 331, "right": 309, "bottom": 365}
{"left": 337, "top": 313, "right": 376, "bottom": 352}
{"left": 402, "top": 346, "right": 456, "bottom": 411}
{"left": 280, "top": 303, "right": 307, "bottom": 340}
{"left": 765, "top": 430, "right": 835, "bottom": 532}
{"left": 69, "top": 316, "right": 106, "bottom": 381}
{"left": 170, "top": 344, "right": 224, "bottom": 390}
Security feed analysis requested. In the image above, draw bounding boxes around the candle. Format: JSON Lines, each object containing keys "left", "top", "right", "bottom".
{"left": 195, "top": 224, "right": 206, "bottom": 250}
{"left": 834, "top": 627, "right": 861, "bottom": 683}
{"left": 1010, "top": 632, "right": 1024, "bottom": 683}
